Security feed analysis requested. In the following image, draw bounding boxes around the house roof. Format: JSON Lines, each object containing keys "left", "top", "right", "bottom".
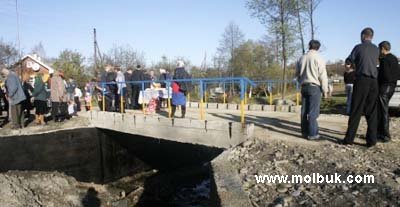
{"left": 20, "top": 55, "right": 54, "bottom": 73}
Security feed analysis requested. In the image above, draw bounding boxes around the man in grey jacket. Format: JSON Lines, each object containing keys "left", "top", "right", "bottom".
{"left": 296, "top": 40, "right": 328, "bottom": 140}
{"left": 1, "top": 67, "right": 26, "bottom": 129}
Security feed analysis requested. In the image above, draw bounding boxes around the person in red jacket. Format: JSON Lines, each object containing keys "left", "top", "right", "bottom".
{"left": 171, "top": 61, "right": 191, "bottom": 118}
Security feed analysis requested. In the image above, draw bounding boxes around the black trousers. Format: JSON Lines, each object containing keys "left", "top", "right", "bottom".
{"left": 171, "top": 104, "right": 186, "bottom": 118}
{"left": 377, "top": 83, "right": 396, "bottom": 139}
{"left": 74, "top": 97, "right": 81, "bottom": 112}
{"left": 52, "top": 102, "right": 68, "bottom": 121}
{"left": 344, "top": 77, "right": 378, "bottom": 145}
{"left": 132, "top": 85, "right": 141, "bottom": 109}
{"left": 51, "top": 102, "right": 60, "bottom": 121}
{"left": 60, "top": 102, "right": 68, "bottom": 119}
{"left": 99, "top": 95, "right": 112, "bottom": 111}
{"left": 125, "top": 86, "right": 133, "bottom": 109}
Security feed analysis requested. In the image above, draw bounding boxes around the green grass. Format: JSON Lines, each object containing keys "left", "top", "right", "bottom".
{"left": 320, "top": 93, "right": 347, "bottom": 114}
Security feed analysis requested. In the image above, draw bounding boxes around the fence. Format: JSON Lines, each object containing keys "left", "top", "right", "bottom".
{"left": 252, "top": 79, "right": 300, "bottom": 105}
{"left": 92, "top": 77, "right": 256, "bottom": 124}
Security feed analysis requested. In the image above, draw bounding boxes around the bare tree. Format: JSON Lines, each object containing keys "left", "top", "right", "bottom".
{"left": 0, "top": 40, "right": 19, "bottom": 66}
{"left": 306, "top": 0, "right": 322, "bottom": 39}
{"left": 30, "top": 42, "right": 47, "bottom": 61}
{"left": 217, "top": 21, "right": 245, "bottom": 94}
{"left": 212, "top": 52, "right": 226, "bottom": 78}
{"left": 295, "top": 0, "right": 307, "bottom": 54}
{"left": 104, "top": 44, "right": 145, "bottom": 70}
{"left": 247, "top": 0, "right": 297, "bottom": 100}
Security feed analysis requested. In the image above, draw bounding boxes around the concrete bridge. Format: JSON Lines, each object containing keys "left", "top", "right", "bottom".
{"left": 0, "top": 104, "right": 303, "bottom": 207}
{"left": 88, "top": 110, "right": 254, "bottom": 149}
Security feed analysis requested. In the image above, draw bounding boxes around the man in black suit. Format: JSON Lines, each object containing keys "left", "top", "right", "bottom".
{"left": 377, "top": 41, "right": 399, "bottom": 142}
{"left": 341, "top": 28, "right": 380, "bottom": 148}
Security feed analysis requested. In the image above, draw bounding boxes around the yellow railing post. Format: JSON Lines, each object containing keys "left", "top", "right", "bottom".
{"left": 200, "top": 80, "right": 205, "bottom": 120}
{"left": 168, "top": 98, "right": 172, "bottom": 118}
{"left": 240, "top": 100, "right": 245, "bottom": 124}
{"left": 204, "top": 91, "right": 207, "bottom": 104}
{"left": 244, "top": 92, "right": 247, "bottom": 105}
{"left": 102, "top": 95, "right": 105, "bottom": 111}
{"left": 296, "top": 92, "right": 300, "bottom": 106}
{"left": 200, "top": 99, "right": 205, "bottom": 120}
{"left": 141, "top": 83, "right": 145, "bottom": 115}
{"left": 223, "top": 93, "right": 226, "bottom": 104}
{"left": 269, "top": 93, "right": 273, "bottom": 105}
{"left": 120, "top": 95, "right": 124, "bottom": 113}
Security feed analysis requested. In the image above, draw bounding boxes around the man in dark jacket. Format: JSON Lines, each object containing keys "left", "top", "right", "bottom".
{"left": 342, "top": 28, "right": 380, "bottom": 148}
{"left": 131, "top": 64, "right": 145, "bottom": 109}
{"left": 159, "top": 68, "right": 172, "bottom": 88}
{"left": 1, "top": 67, "right": 26, "bottom": 129}
{"left": 99, "top": 64, "right": 115, "bottom": 111}
{"left": 124, "top": 67, "right": 133, "bottom": 109}
{"left": 377, "top": 41, "right": 399, "bottom": 142}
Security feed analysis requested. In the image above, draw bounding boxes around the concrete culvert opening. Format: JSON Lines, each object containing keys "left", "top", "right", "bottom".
{"left": 0, "top": 128, "right": 225, "bottom": 206}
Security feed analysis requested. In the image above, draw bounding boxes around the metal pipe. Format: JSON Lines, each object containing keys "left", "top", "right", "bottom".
{"left": 141, "top": 82, "right": 145, "bottom": 114}
{"left": 102, "top": 83, "right": 105, "bottom": 111}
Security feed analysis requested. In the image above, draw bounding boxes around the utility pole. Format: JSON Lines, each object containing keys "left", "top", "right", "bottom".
{"left": 93, "top": 28, "right": 98, "bottom": 77}
{"left": 201, "top": 52, "right": 207, "bottom": 71}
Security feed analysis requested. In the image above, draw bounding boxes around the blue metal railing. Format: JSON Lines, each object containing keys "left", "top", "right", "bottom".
{"left": 93, "top": 77, "right": 256, "bottom": 123}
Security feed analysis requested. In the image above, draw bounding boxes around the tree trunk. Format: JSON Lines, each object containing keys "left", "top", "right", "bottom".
{"left": 230, "top": 38, "right": 234, "bottom": 96}
{"left": 296, "top": 0, "right": 305, "bottom": 54}
{"left": 280, "top": 0, "right": 287, "bottom": 100}
{"left": 310, "top": 0, "right": 315, "bottom": 39}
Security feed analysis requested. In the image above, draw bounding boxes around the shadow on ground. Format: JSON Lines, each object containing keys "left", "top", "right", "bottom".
{"left": 209, "top": 112, "right": 346, "bottom": 144}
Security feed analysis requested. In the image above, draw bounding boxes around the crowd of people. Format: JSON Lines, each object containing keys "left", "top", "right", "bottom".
{"left": 0, "top": 66, "right": 83, "bottom": 129}
{"left": 0, "top": 59, "right": 193, "bottom": 130}
{"left": 3, "top": 28, "right": 397, "bottom": 141}
{"left": 297, "top": 27, "right": 400, "bottom": 148}
{"left": 95, "top": 60, "right": 192, "bottom": 117}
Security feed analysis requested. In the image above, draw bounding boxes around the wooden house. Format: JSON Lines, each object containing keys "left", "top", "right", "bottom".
{"left": 14, "top": 54, "right": 54, "bottom": 82}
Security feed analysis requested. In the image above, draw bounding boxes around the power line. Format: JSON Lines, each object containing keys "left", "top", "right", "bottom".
{"left": 15, "top": 0, "right": 21, "bottom": 58}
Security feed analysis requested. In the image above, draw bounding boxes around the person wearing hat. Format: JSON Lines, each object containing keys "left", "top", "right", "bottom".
{"left": 50, "top": 70, "right": 67, "bottom": 122}
{"left": 131, "top": 64, "right": 145, "bottom": 109}
{"left": 59, "top": 72, "right": 70, "bottom": 120}
{"left": 1, "top": 67, "right": 26, "bottom": 129}
{"left": 32, "top": 68, "right": 48, "bottom": 125}
{"left": 171, "top": 61, "right": 192, "bottom": 118}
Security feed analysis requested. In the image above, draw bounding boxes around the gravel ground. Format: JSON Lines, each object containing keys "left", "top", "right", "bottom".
{"left": 1, "top": 111, "right": 399, "bottom": 207}
{"left": 229, "top": 117, "right": 400, "bottom": 207}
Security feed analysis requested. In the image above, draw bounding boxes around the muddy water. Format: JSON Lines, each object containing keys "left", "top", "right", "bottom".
{"left": 109, "top": 164, "right": 213, "bottom": 206}
{"left": 100, "top": 129, "right": 222, "bottom": 206}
